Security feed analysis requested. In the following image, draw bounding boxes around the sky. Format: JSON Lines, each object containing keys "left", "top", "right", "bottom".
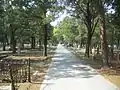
{"left": 50, "top": 6, "right": 115, "bottom": 27}
{"left": 50, "top": 11, "right": 69, "bottom": 27}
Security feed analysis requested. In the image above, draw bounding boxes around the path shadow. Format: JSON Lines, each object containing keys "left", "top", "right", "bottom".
{"left": 45, "top": 51, "right": 98, "bottom": 81}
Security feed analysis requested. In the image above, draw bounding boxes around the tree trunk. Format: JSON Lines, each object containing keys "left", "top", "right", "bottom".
{"left": 31, "top": 36, "right": 35, "bottom": 49}
{"left": 85, "top": 33, "right": 92, "bottom": 57}
{"left": 17, "top": 43, "right": 21, "bottom": 55}
{"left": 90, "top": 45, "right": 92, "bottom": 54}
{"left": 80, "top": 36, "right": 83, "bottom": 48}
{"left": 80, "top": 41, "right": 83, "bottom": 48}
{"left": 39, "top": 38, "right": 42, "bottom": 50}
{"left": 110, "top": 30, "right": 114, "bottom": 62}
{"left": 2, "top": 36, "right": 6, "bottom": 51}
{"left": 11, "top": 38, "right": 16, "bottom": 54}
{"left": 10, "top": 24, "right": 16, "bottom": 53}
{"left": 97, "top": 46, "right": 100, "bottom": 54}
{"left": 21, "top": 42, "right": 24, "bottom": 49}
{"left": 100, "top": 16, "right": 109, "bottom": 66}
{"left": 117, "top": 39, "right": 120, "bottom": 49}
{"left": 11, "top": 31, "right": 16, "bottom": 53}
{"left": 96, "top": 0, "right": 109, "bottom": 67}
{"left": 2, "top": 42, "right": 6, "bottom": 51}
{"left": 43, "top": 24, "right": 48, "bottom": 56}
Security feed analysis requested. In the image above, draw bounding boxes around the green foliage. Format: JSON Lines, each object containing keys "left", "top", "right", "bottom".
{"left": 0, "top": 0, "right": 62, "bottom": 53}
{"left": 54, "top": 16, "right": 87, "bottom": 44}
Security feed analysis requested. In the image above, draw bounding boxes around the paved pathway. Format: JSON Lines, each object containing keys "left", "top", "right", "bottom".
{"left": 40, "top": 44, "right": 119, "bottom": 90}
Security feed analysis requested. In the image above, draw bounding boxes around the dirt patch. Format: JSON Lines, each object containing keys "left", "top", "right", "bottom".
{"left": 18, "top": 83, "right": 31, "bottom": 90}
{"left": 6, "top": 55, "right": 52, "bottom": 61}
{"left": 18, "top": 47, "right": 56, "bottom": 90}
{"left": 0, "top": 46, "right": 57, "bottom": 90}
{"left": 97, "top": 66, "right": 120, "bottom": 88}
{"left": 17, "top": 57, "right": 51, "bottom": 90}
{"left": 103, "top": 75, "right": 120, "bottom": 88}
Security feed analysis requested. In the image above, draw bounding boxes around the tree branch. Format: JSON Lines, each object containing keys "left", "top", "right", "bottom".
{"left": 91, "top": 18, "right": 99, "bottom": 35}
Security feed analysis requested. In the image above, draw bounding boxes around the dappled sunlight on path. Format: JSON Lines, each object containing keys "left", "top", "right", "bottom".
{"left": 40, "top": 44, "right": 119, "bottom": 90}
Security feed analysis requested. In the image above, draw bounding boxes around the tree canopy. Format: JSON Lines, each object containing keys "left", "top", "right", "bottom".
{"left": 0, "top": 0, "right": 120, "bottom": 66}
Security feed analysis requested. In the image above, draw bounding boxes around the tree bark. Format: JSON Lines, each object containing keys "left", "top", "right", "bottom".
{"left": 85, "top": 33, "right": 92, "bottom": 57}
{"left": 80, "top": 41, "right": 83, "bottom": 48}
{"left": 117, "top": 39, "right": 120, "bottom": 49}
{"left": 43, "top": 24, "right": 48, "bottom": 56}
{"left": 2, "top": 35, "right": 6, "bottom": 51}
{"left": 100, "top": 16, "right": 109, "bottom": 66}
{"left": 95, "top": 0, "right": 109, "bottom": 67}
{"left": 11, "top": 32, "right": 16, "bottom": 53}
{"left": 11, "top": 37, "right": 16, "bottom": 54}
{"left": 110, "top": 29, "right": 114, "bottom": 61}
{"left": 17, "top": 43, "right": 21, "bottom": 54}
{"left": 10, "top": 24, "right": 17, "bottom": 53}
{"left": 31, "top": 36, "right": 35, "bottom": 49}
{"left": 97, "top": 46, "right": 100, "bottom": 54}
{"left": 39, "top": 38, "right": 42, "bottom": 50}
{"left": 21, "top": 42, "right": 24, "bottom": 49}
{"left": 2, "top": 42, "right": 6, "bottom": 51}
{"left": 84, "top": 0, "right": 97, "bottom": 57}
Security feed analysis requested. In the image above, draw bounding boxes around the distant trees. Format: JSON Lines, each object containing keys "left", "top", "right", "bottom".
{"left": 54, "top": 16, "right": 86, "bottom": 47}
{"left": 74, "top": 0, "right": 99, "bottom": 57}
{"left": 0, "top": 0, "right": 120, "bottom": 65}
{"left": 54, "top": 17, "right": 80, "bottom": 44}
{"left": 55, "top": 0, "right": 120, "bottom": 66}
{"left": 0, "top": 0, "right": 60, "bottom": 56}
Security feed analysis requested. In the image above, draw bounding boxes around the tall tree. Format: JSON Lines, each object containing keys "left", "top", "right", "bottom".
{"left": 63, "top": 0, "right": 99, "bottom": 57}
{"left": 94, "top": 0, "right": 109, "bottom": 66}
